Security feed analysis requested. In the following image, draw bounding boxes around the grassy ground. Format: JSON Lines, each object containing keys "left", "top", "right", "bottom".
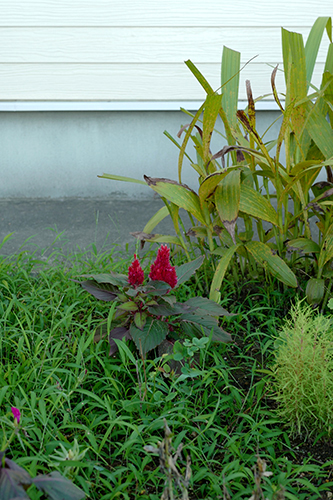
{"left": 1, "top": 241, "right": 333, "bottom": 499}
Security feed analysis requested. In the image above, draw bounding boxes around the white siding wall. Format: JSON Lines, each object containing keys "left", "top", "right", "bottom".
{"left": 0, "top": 0, "right": 332, "bottom": 105}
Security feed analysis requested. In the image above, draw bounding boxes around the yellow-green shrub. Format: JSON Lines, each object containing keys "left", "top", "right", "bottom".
{"left": 272, "top": 300, "right": 333, "bottom": 439}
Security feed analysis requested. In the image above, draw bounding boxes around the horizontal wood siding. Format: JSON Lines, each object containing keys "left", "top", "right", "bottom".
{"left": 0, "top": 0, "right": 332, "bottom": 102}
{"left": 0, "top": 0, "right": 332, "bottom": 26}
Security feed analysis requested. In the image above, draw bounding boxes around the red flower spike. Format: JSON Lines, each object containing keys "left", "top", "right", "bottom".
{"left": 149, "top": 245, "right": 178, "bottom": 288}
{"left": 128, "top": 254, "right": 144, "bottom": 287}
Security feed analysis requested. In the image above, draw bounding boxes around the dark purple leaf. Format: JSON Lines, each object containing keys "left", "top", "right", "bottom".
{"left": 109, "top": 327, "right": 131, "bottom": 355}
{"left": 0, "top": 468, "right": 31, "bottom": 500}
{"left": 175, "top": 256, "right": 204, "bottom": 286}
{"left": 80, "top": 272, "right": 128, "bottom": 287}
{"left": 148, "top": 303, "right": 189, "bottom": 316}
{"left": 33, "top": 471, "right": 85, "bottom": 500}
{"left": 80, "top": 281, "right": 117, "bottom": 302}
{"left": 183, "top": 297, "right": 235, "bottom": 316}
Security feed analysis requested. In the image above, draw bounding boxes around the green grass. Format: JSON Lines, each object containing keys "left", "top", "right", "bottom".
{"left": 0, "top": 243, "right": 333, "bottom": 500}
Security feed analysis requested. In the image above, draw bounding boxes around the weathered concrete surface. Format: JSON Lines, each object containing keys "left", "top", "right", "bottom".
{"left": 0, "top": 196, "right": 319, "bottom": 257}
{"left": 0, "top": 196, "right": 177, "bottom": 256}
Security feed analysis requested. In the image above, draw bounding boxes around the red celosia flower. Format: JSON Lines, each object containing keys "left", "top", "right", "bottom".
{"left": 128, "top": 254, "right": 144, "bottom": 287}
{"left": 11, "top": 407, "right": 21, "bottom": 424}
{"left": 149, "top": 245, "right": 177, "bottom": 288}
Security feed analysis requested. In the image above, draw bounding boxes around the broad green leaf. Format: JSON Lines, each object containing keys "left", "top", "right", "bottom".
{"left": 118, "top": 302, "right": 138, "bottom": 312}
{"left": 306, "top": 278, "right": 325, "bottom": 305}
{"left": 215, "top": 169, "right": 241, "bottom": 243}
{"left": 98, "top": 173, "right": 146, "bottom": 185}
{"left": 245, "top": 241, "right": 297, "bottom": 288}
{"left": 144, "top": 176, "right": 206, "bottom": 224}
{"left": 306, "top": 103, "right": 333, "bottom": 159}
{"left": 175, "top": 256, "right": 205, "bottom": 286}
{"left": 202, "top": 94, "right": 223, "bottom": 165}
{"left": 240, "top": 184, "right": 280, "bottom": 227}
{"left": 134, "top": 312, "right": 147, "bottom": 330}
{"left": 287, "top": 238, "right": 320, "bottom": 253}
{"left": 209, "top": 244, "right": 242, "bottom": 302}
{"left": 142, "top": 206, "right": 169, "bottom": 234}
{"left": 130, "top": 317, "right": 168, "bottom": 356}
{"left": 215, "top": 169, "right": 241, "bottom": 222}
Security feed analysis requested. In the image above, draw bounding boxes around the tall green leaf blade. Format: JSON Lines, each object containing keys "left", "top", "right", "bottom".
{"left": 221, "top": 46, "right": 240, "bottom": 128}
{"left": 98, "top": 173, "right": 146, "bottom": 185}
{"left": 215, "top": 170, "right": 241, "bottom": 243}
{"left": 177, "top": 101, "right": 205, "bottom": 183}
{"left": 185, "top": 59, "right": 215, "bottom": 95}
{"left": 245, "top": 241, "right": 297, "bottom": 287}
{"left": 305, "top": 17, "right": 332, "bottom": 86}
{"left": 318, "top": 223, "right": 333, "bottom": 269}
{"left": 142, "top": 206, "right": 170, "bottom": 234}
{"left": 202, "top": 94, "right": 223, "bottom": 165}
{"left": 209, "top": 244, "right": 242, "bottom": 302}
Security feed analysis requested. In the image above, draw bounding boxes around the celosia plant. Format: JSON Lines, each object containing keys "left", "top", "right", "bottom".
{"left": 76, "top": 247, "right": 233, "bottom": 357}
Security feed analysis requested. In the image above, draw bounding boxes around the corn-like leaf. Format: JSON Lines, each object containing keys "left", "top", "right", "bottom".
{"left": 318, "top": 223, "right": 333, "bottom": 270}
{"left": 306, "top": 103, "right": 333, "bottom": 159}
{"left": 185, "top": 59, "right": 215, "bottom": 95}
{"left": 132, "top": 233, "right": 184, "bottom": 247}
{"left": 98, "top": 173, "right": 146, "bottom": 185}
{"left": 142, "top": 206, "right": 170, "bottom": 234}
{"left": 221, "top": 46, "right": 240, "bottom": 128}
{"left": 245, "top": 241, "right": 297, "bottom": 288}
{"left": 198, "top": 170, "right": 229, "bottom": 204}
{"left": 144, "top": 176, "right": 206, "bottom": 225}
{"left": 240, "top": 184, "right": 280, "bottom": 227}
{"left": 209, "top": 244, "right": 242, "bottom": 302}
{"left": 282, "top": 28, "right": 312, "bottom": 162}
{"left": 202, "top": 94, "right": 223, "bottom": 165}
{"left": 215, "top": 170, "right": 241, "bottom": 243}
{"left": 177, "top": 101, "right": 206, "bottom": 183}
{"left": 305, "top": 17, "right": 332, "bottom": 86}
{"left": 286, "top": 238, "right": 320, "bottom": 253}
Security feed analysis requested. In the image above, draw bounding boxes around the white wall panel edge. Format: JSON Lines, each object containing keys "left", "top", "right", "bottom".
{"left": 0, "top": 100, "right": 282, "bottom": 112}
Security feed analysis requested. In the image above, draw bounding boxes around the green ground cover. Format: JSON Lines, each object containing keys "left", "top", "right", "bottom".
{"left": 1, "top": 241, "right": 333, "bottom": 500}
